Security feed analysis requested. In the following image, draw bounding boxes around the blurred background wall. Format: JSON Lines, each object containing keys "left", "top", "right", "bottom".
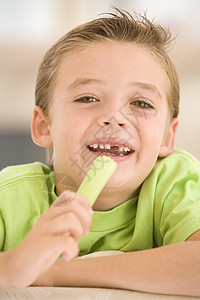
{"left": 0, "top": 0, "right": 200, "bottom": 169}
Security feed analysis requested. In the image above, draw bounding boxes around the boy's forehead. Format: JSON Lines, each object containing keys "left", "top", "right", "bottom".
{"left": 57, "top": 42, "right": 167, "bottom": 94}
{"left": 60, "top": 41, "right": 160, "bottom": 68}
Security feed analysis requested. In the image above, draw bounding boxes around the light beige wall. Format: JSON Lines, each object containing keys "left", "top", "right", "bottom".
{"left": 0, "top": 0, "right": 199, "bottom": 159}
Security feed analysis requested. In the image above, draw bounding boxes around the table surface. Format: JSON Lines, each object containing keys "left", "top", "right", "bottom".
{"left": 0, "top": 287, "right": 199, "bottom": 300}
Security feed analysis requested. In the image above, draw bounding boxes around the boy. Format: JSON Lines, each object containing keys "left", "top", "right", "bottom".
{"left": 1, "top": 8, "right": 200, "bottom": 296}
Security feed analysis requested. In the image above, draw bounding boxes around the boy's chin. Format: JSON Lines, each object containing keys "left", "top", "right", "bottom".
{"left": 104, "top": 173, "right": 128, "bottom": 189}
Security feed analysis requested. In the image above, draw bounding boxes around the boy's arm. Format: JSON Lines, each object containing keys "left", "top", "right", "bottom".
{"left": 35, "top": 236, "right": 200, "bottom": 297}
{"left": 0, "top": 191, "right": 92, "bottom": 288}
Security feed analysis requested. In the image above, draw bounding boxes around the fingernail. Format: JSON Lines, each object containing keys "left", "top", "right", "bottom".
{"left": 53, "top": 195, "right": 69, "bottom": 207}
{"left": 89, "top": 209, "right": 94, "bottom": 216}
{"left": 52, "top": 197, "right": 69, "bottom": 207}
{"left": 63, "top": 253, "right": 70, "bottom": 261}
{"left": 53, "top": 190, "right": 76, "bottom": 207}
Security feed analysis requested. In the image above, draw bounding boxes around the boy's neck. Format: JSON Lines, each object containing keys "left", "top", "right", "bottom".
{"left": 92, "top": 187, "right": 139, "bottom": 212}
{"left": 55, "top": 182, "right": 139, "bottom": 212}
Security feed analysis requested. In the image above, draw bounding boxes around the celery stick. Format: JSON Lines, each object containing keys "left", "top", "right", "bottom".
{"left": 77, "top": 156, "right": 117, "bottom": 206}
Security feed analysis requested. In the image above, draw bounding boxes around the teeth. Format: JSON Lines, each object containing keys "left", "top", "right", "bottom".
{"left": 89, "top": 143, "right": 131, "bottom": 153}
{"left": 124, "top": 147, "right": 130, "bottom": 152}
{"left": 92, "top": 144, "right": 98, "bottom": 149}
{"left": 105, "top": 144, "right": 111, "bottom": 149}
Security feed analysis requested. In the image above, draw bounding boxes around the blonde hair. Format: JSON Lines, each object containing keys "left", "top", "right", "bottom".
{"left": 35, "top": 8, "right": 179, "bottom": 168}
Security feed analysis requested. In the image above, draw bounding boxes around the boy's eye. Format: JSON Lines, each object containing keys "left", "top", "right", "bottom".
{"left": 74, "top": 96, "right": 99, "bottom": 103}
{"left": 131, "top": 100, "right": 154, "bottom": 110}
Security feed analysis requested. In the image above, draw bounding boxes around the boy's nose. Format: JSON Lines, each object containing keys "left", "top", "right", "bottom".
{"left": 103, "top": 120, "right": 125, "bottom": 127}
{"left": 97, "top": 115, "right": 128, "bottom": 128}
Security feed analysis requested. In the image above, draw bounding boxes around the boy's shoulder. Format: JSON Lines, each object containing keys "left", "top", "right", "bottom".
{"left": 157, "top": 149, "right": 200, "bottom": 169}
{"left": 151, "top": 149, "right": 200, "bottom": 181}
{"left": 0, "top": 162, "right": 52, "bottom": 190}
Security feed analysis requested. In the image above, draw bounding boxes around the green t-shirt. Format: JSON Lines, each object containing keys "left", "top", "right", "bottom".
{"left": 1, "top": 149, "right": 200, "bottom": 256}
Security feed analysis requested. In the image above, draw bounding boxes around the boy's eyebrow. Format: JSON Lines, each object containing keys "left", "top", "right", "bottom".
{"left": 131, "top": 82, "right": 162, "bottom": 99}
{"left": 67, "top": 78, "right": 105, "bottom": 91}
{"left": 67, "top": 78, "right": 162, "bottom": 99}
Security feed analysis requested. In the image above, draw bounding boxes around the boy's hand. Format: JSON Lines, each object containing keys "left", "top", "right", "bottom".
{"left": 4, "top": 190, "right": 93, "bottom": 288}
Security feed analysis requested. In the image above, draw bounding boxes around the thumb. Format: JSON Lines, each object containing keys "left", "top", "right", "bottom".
{"left": 52, "top": 189, "right": 77, "bottom": 207}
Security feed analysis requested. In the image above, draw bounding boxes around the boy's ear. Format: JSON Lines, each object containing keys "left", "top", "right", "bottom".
{"left": 159, "top": 118, "right": 179, "bottom": 157}
{"left": 31, "top": 106, "right": 53, "bottom": 148}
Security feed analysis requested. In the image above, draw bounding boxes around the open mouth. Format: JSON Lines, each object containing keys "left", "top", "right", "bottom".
{"left": 87, "top": 143, "right": 134, "bottom": 157}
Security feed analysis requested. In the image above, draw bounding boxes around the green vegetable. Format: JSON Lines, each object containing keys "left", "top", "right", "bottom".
{"left": 77, "top": 156, "right": 117, "bottom": 206}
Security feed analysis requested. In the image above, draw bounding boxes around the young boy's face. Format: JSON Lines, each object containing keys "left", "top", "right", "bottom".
{"left": 34, "top": 41, "right": 178, "bottom": 210}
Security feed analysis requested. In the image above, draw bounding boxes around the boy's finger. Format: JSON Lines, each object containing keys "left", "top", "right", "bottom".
{"left": 53, "top": 189, "right": 91, "bottom": 209}
{"left": 52, "top": 190, "right": 77, "bottom": 207}
{"left": 48, "top": 212, "right": 88, "bottom": 240}
{"left": 62, "top": 236, "right": 80, "bottom": 261}
{"left": 51, "top": 190, "right": 93, "bottom": 229}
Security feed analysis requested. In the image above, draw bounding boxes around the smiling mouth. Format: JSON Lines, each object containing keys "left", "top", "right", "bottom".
{"left": 87, "top": 143, "right": 134, "bottom": 157}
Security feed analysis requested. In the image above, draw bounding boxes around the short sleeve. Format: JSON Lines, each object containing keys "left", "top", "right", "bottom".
{"left": 0, "top": 162, "right": 53, "bottom": 251}
{"left": 153, "top": 150, "right": 200, "bottom": 246}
